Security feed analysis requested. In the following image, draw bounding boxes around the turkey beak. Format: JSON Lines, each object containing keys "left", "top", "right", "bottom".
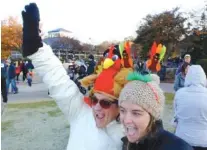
{"left": 103, "top": 58, "right": 114, "bottom": 69}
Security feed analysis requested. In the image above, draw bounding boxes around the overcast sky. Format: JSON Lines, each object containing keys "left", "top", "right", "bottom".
{"left": 1, "top": 0, "right": 205, "bottom": 44}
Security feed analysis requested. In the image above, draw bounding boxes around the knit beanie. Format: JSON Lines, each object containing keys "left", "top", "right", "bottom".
{"left": 119, "top": 73, "right": 165, "bottom": 120}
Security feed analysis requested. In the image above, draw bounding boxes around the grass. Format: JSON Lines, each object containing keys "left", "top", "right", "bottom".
{"left": 8, "top": 101, "right": 57, "bottom": 109}
{"left": 164, "top": 93, "right": 174, "bottom": 105}
{"left": 6, "top": 93, "right": 175, "bottom": 109}
{"left": 47, "top": 109, "right": 62, "bottom": 117}
{"left": 2, "top": 94, "right": 175, "bottom": 134}
{"left": 1, "top": 120, "right": 14, "bottom": 131}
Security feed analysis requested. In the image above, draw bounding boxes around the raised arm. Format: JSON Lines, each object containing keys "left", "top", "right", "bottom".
{"left": 22, "top": 3, "right": 84, "bottom": 123}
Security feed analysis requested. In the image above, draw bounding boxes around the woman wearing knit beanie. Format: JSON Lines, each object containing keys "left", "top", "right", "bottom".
{"left": 118, "top": 72, "right": 193, "bottom": 150}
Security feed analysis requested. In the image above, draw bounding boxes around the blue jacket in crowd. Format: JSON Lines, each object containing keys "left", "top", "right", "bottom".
{"left": 87, "top": 60, "right": 96, "bottom": 75}
{"left": 174, "top": 72, "right": 185, "bottom": 91}
{"left": 26, "top": 62, "right": 34, "bottom": 70}
{"left": 8, "top": 63, "right": 16, "bottom": 79}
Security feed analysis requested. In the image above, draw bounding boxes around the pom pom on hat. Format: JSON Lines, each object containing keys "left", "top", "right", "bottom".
{"left": 150, "top": 74, "right": 160, "bottom": 85}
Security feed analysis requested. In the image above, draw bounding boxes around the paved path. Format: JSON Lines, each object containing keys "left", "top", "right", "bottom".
{"left": 8, "top": 82, "right": 174, "bottom": 103}
{"left": 8, "top": 82, "right": 51, "bottom": 102}
{"left": 7, "top": 72, "right": 52, "bottom": 103}
{"left": 160, "top": 83, "right": 174, "bottom": 93}
{"left": 7, "top": 72, "right": 174, "bottom": 103}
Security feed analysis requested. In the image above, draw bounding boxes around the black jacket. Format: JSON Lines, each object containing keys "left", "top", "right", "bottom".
{"left": 122, "top": 121, "right": 193, "bottom": 150}
{"left": 8, "top": 64, "right": 16, "bottom": 79}
{"left": 87, "top": 60, "right": 96, "bottom": 75}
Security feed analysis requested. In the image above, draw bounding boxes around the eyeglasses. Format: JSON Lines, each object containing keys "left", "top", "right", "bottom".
{"left": 90, "top": 95, "right": 118, "bottom": 109}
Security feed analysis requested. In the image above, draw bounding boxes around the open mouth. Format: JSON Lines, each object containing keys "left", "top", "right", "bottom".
{"left": 124, "top": 126, "right": 137, "bottom": 137}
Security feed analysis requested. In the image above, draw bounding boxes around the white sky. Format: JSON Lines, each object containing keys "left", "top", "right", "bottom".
{"left": 0, "top": 0, "right": 205, "bottom": 44}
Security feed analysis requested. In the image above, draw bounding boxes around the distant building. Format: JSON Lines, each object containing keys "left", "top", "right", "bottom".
{"left": 10, "top": 51, "right": 23, "bottom": 60}
{"left": 44, "top": 28, "right": 74, "bottom": 46}
{"left": 47, "top": 28, "right": 72, "bottom": 38}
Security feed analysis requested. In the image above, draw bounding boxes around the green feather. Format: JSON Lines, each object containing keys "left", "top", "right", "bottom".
{"left": 119, "top": 42, "right": 124, "bottom": 58}
{"left": 127, "top": 72, "right": 152, "bottom": 83}
{"left": 159, "top": 45, "right": 166, "bottom": 61}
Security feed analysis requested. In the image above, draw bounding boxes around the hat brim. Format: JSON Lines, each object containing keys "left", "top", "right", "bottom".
{"left": 92, "top": 90, "right": 118, "bottom": 101}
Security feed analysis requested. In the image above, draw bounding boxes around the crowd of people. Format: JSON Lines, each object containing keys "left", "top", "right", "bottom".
{"left": 67, "top": 54, "right": 96, "bottom": 81}
{"left": 1, "top": 59, "right": 34, "bottom": 114}
{"left": 1, "top": 3, "right": 207, "bottom": 150}
{"left": 173, "top": 54, "right": 207, "bottom": 150}
{"left": 61, "top": 51, "right": 207, "bottom": 150}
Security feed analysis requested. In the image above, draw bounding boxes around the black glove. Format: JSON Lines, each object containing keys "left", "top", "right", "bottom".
{"left": 22, "top": 3, "right": 43, "bottom": 57}
{"left": 74, "top": 80, "right": 87, "bottom": 95}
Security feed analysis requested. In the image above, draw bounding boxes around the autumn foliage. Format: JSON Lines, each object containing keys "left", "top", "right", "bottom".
{"left": 1, "top": 17, "right": 22, "bottom": 59}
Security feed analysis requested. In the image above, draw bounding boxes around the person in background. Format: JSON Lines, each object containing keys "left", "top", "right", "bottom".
{"left": 73, "top": 65, "right": 80, "bottom": 80}
{"left": 176, "top": 54, "right": 191, "bottom": 75}
{"left": 87, "top": 54, "right": 96, "bottom": 75}
{"left": 7, "top": 62, "right": 18, "bottom": 94}
{"left": 174, "top": 62, "right": 190, "bottom": 91}
{"left": 76, "top": 65, "right": 87, "bottom": 80}
{"left": 21, "top": 61, "right": 28, "bottom": 82}
{"left": 15, "top": 61, "right": 21, "bottom": 82}
{"left": 119, "top": 73, "right": 193, "bottom": 150}
{"left": 27, "top": 69, "right": 33, "bottom": 87}
{"left": 67, "top": 64, "right": 75, "bottom": 80}
{"left": 158, "top": 62, "right": 167, "bottom": 81}
{"left": 1, "top": 60, "right": 8, "bottom": 115}
{"left": 26, "top": 60, "right": 34, "bottom": 70}
{"left": 174, "top": 65, "right": 207, "bottom": 150}
{"left": 74, "top": 65, "right": 87, "bottom": 95}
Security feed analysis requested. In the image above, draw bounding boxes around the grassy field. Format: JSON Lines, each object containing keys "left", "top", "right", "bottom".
{"left": 1, "top": 93, "right": 175, "bottom": 150}
{"left": 165, "top": 93, "right": 174, "bottom": 104}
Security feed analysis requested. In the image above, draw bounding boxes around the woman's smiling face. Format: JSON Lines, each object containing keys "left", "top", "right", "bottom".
{"left": 120, "top": 101, "right": 151, "bottom": 143}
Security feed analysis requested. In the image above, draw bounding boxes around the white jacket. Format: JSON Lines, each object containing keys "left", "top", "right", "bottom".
{"left": 174, "top": 65, "right": 207, "bottom": 147}
{"left": 28, "top": 44, "right": 124, "bottom": 150}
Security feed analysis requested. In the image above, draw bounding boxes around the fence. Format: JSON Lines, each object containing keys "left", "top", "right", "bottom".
{"left": 52, "top": 49, "right": 103, "bottom": 60}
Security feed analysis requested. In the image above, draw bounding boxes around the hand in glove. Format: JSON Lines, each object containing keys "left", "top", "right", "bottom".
{"left": 74, "top": 80, "right": 87, "bottom": 95}
{"left": 22, "top": 3, "right": 43, "bottom": 57}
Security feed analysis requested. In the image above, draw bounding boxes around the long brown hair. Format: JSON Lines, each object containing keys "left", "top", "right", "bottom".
{"left": 145, "top": 114, "right": 160, "bottom": 138}
{"left": 181, "top": 62, "right": 190, "bottom": 75}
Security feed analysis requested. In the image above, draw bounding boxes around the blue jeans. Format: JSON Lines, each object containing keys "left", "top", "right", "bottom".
{"left": 6, "top": 78, "right": 18, "bottom": 93}
{"left": 27, "top": 78, "right": 32, "bottom": 87}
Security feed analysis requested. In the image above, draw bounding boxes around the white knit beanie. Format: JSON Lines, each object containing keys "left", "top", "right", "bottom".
{"left": 119, "top": 74, "right": 165, "bottom": 120}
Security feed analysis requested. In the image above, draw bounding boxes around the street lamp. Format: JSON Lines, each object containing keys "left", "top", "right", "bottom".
{"left": 89, "top": 38, "right": 94, "bottom": 51}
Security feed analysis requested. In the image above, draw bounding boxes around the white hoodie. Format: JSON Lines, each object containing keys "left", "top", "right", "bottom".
{"left": 174, "top": 65, "right": 207, "bottom": 147}
{"left": 28, "top": 44, "right": 124, "bottom": 150}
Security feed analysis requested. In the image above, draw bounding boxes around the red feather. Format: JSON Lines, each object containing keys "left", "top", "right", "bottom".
{"left": 108, "top": 45, "right": 114, "bottom": 58}
{"left": 125, "top": 41, "right": 130, "bottom": 55}
{"left": 150, "top": 41, "right": 157, "bottom": 59}
{"left": 94, "top": 67, "right": 119, "bottom": 96}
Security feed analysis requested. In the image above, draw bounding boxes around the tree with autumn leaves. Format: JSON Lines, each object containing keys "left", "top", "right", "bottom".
{"left": 1, "top": 17, "right": 22, "bottom": 59}
{"left": 134, "top": 7, "right": 190, "bottom": 61}
{"left": 134, "top": 4, "right": 207, "bottom": 63}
